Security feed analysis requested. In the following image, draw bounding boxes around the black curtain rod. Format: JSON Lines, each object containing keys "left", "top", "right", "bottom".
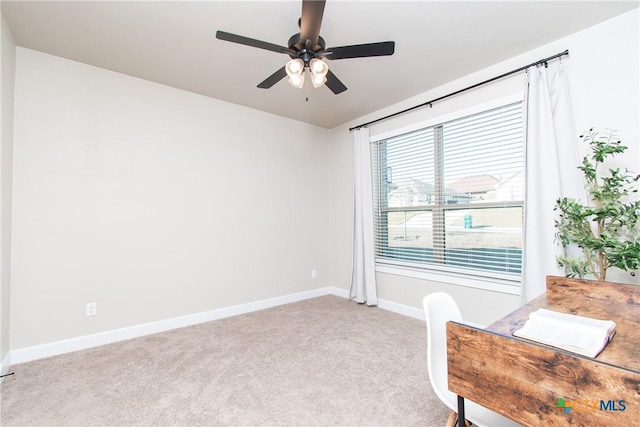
{"left": 349, "top": 49, "right": 569, "bottom": 131}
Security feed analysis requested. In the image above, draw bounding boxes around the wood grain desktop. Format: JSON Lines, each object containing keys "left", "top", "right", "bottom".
{"left": 446, "top": 276, "right": 640, "bottom": 426}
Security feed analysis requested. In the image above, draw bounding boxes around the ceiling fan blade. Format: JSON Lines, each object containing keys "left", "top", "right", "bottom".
{"left": 216, "top": 30, "right": 290, "bottom": 55}
{"left": 325, "top": 70, "right": 347, "bottom": 94}
{"left": 257, "top": 66, "right": 287, "bottom": 89}
{"left": 300, "top": 0, "right": 325, "bottom": 48}
{"left": 325, "top": 41, "right": 395, "bottom": 60}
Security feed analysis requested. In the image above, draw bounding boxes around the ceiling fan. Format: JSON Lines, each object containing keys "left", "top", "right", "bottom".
{"left": 216, "top": 0, "right": 395, "bottom": 94}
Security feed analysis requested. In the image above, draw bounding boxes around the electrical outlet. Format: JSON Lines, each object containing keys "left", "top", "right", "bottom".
{"left": 311, "top": 270, "right": 318, "bottom": 279}
{"left": 86, "top": 302, "right": 97, "bottom": 316}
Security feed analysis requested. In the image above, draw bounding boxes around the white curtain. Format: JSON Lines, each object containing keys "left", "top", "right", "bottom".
{"left": 522, "top": 61, "right": 584, "bottom": 302}
{"left": 350, "top": 127, "right": 378, "bottom": 305}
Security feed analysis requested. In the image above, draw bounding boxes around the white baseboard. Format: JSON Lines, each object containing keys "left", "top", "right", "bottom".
{"left": 377, "top": 298, "right": 425, "bottom": 321}
{"left": 11, "top": 287, "right": 332, "bottom": 365}
{"left": 328, "top": 285, "right": 425, "bottom": 321}
{"left": 0, "top": 352, "right": 11, "bottom": 384}
{"left": 327, "top": 286, "right": 350, "bottom": 299}
{"left": 10, "top": 285, "right": 423, "bottom": 365}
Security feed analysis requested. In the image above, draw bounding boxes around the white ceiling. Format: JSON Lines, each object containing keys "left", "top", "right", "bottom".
{"left": 2, "top": 1, "right": 638, "bottom": 129}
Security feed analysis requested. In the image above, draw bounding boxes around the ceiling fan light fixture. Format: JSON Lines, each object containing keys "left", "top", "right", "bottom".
{"left": 309, "top": 58, "right": 328, "bottom": 76}
{"left": 288, "top": 74, "right": 305, "bottom": 88}
{"left": 311, "top": 72, "right": 327, "bottom": 88}
{"left": 285, "top": 58, "right": 305, "bottom": 77}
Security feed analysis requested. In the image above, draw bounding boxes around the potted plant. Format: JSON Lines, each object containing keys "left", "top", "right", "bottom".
{"left": 554, "top": 129, "right": 640, "bottom": 281}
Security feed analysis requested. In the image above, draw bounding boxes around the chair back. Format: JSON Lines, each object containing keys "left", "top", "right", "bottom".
{"left": 423, "top": 292, "right": 462, "bottom": 412}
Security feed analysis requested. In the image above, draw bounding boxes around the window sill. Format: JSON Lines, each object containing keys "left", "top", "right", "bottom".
{"left": 375, "top": 263, "right": 522, "bottom": 295}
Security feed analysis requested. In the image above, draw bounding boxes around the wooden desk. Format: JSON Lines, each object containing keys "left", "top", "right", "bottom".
{"left": 447, "top": 276, "right": 640, "bottom": 426}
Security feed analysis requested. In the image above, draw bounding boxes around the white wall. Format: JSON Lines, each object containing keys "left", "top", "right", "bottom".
{"left": 329, "top": 9, "right": 639, "bottom": 325}
{"left": 1, "top": 12, "right": 16, "bottom": 372}
{"left": 10, "top": 48, "right": 331, "bottom": 350}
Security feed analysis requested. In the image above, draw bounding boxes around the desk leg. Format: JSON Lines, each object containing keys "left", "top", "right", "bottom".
{"left": 457, "top": 395, "right": 466, "bottom": 427}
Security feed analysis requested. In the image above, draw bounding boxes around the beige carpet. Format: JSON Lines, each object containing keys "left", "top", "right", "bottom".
{"left": 0, "top": 295, "right": 449, "bottom": 426}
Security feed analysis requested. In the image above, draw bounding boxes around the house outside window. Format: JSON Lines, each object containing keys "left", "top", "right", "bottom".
{"left": 370, "top": 101, "right": 524, "bottom": 285}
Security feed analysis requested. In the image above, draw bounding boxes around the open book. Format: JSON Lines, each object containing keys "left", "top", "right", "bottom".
{"left": 513, "top": 308, "right": 616, "bottom": 358}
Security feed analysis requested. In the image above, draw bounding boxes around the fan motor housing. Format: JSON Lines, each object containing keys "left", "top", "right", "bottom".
{"left": 288, "top": 33, "right": 326, "bottom": 56}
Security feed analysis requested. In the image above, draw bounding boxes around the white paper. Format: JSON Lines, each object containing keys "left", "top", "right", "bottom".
{"left": 513, "top": 308, "right": 616, "bottom": 358}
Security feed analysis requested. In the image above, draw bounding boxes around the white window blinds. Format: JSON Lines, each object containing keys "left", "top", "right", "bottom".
{"left": 371, "top": 101, "right": 524, "bottom": 278}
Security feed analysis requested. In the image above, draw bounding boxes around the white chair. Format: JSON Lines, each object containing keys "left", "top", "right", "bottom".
{"left": 423, "top": 292, "right": 520, "bottom": 427}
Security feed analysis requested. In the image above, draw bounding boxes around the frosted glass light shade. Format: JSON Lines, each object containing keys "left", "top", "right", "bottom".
{"left": 311, "top": 72, "right": 327, "bottom": 88}
{"left": 285, "top": 58, "right": 329, "bottom": 89}
{"left": 288, "top": 74, "right": 304, "bottom": 88}
{"left": 285, "top": 58, "right": 304, "bottom": 77}
{"left": 309, "top": 58, "right": 328, "bottom": 76}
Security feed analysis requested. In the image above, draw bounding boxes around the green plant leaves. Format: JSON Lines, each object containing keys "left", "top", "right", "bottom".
{"left": 554, "top": 129, "right": 639, "bottom": 280}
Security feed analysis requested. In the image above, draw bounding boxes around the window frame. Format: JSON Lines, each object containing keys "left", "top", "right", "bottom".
{"left": 369, "top": 94, "right": 525, "bottom": 294}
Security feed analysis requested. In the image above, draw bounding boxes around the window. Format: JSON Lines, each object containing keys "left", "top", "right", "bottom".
{"left": 371, "top": 101, "right": 524, "bottom": 283}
